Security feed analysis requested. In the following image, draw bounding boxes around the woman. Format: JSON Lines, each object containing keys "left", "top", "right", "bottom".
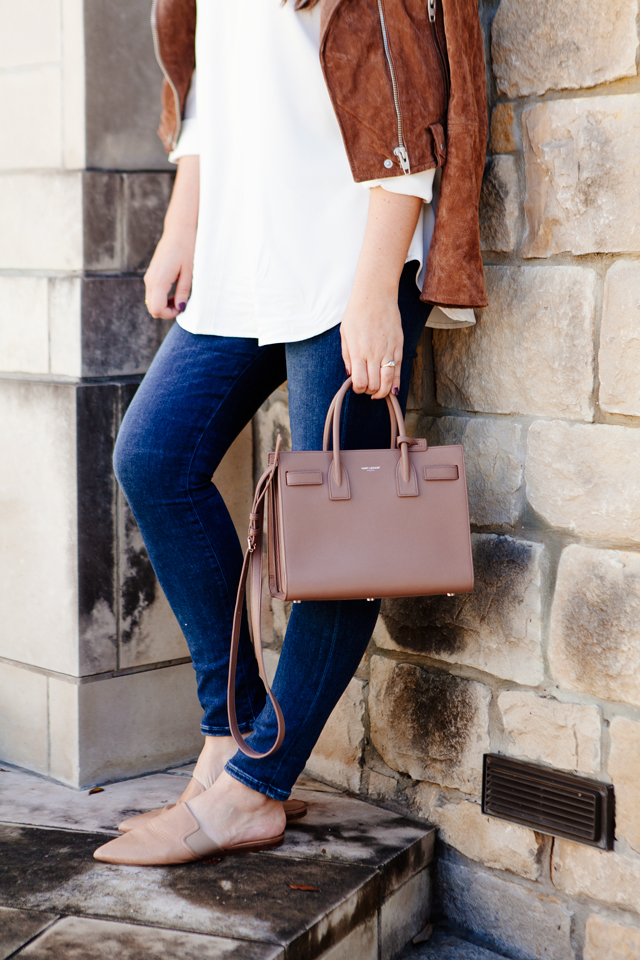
{"left": 94, "top": 0, "right": 487, "bottom": 865}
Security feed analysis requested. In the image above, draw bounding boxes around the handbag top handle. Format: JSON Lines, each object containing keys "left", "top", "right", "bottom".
{"left": 322, "top": 377, "right": 420, "bottom": 486}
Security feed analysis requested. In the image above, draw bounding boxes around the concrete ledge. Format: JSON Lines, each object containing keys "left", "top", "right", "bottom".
{"left": 0, "top": 768, "right": 435, "bottom": 960}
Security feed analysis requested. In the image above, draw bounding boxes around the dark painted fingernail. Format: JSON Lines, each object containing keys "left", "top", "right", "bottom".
{"left": 178, "top": 301, "right": 187, "bottom": 313}
{"left": 392, "top": 386, "right": 399, "bottom": 396}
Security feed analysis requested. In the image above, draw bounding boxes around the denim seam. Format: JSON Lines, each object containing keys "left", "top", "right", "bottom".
{"left": 183, "top": 350, "right": 279, "bottom": 723}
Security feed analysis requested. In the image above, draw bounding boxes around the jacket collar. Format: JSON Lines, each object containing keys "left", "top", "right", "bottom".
{"left": 320, "top": 0, "right": 343, "bottom": 47}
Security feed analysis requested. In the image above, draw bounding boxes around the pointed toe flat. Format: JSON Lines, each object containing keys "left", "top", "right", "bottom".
{"left": 95, "top": 802, "right": 285, "bottom": 866}
{"left": 118, "top": 780, "right": 307, "bottom": 833}
{"left": 118, "top": 775, "right": 205, "bottom": 833}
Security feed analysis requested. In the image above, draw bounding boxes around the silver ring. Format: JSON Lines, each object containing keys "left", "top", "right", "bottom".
{"left": 381, "top": 360, "right": 396, "bottom": 368}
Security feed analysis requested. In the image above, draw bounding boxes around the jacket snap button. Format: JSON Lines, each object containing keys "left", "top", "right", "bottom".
{"left": 384, "top": 159, "right": 393, "bottom": 169}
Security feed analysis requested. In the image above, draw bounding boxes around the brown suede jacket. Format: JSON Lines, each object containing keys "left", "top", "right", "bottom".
{"left": 151, "top": 0, "right": 488, "bottom": 309}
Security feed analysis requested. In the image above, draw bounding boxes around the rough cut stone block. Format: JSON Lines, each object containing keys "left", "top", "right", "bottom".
{"left": 306, "top": 678, "right": 366, "bottom": 792}
{"left": 48, "top": 663, "right": 203, "bottom": 787}
{"left": 49, "top": 277, "right": 82, "bottom": 378}
{"left": 608, "top": 717, "right": 640, "bottom": 854}
{"left": 322, "top": 918, "right": 378, "bottom": 960}
{"left": 369, "top": 656, "right": 490, "bottom": 794}
{"left": 0, "top": 172, "right": 83, "bottom": 271}
{"left": 599, "top": 261, "right": 640, "bottom": 417}
{"left": 430, "top": 799, "right": 542, "bottom": 880}
{"left": 14, "top": 916, "right": 280, "bottom": 960}
{"left": 118, "top": 499, "right": 188, "bottom": 670}
{"left": 490, "top": 103, "right": 516, "bottom": 154}
{"left": 115, "top": 382, "right": 187, "bottom": 670}
{"left": 433, "top": 267, "right": 596, "bottom": 420}
{"left": 497, "top": 691, "right": 601, "bottom": 775}
{"left": 526, "top": 421, "right": 640, "bottom": 543}
{"left": 81, "top": 277, "right": 173, "bottom": 377}
{"left": 553, "top": 840, "right": 640, "bottom": 913}
{"left": 368, "top": 771, "right": 399, "bottom": 801}
{"left": 523, "top": 96, "right": 640, "bottom": 258}
{"left": 0, "top": 380, "right": 79, "bottom": 674}
{"left": 375, "top": 535, "right": 544, "bottom": 685}
{"left": 421, "top": 416, "right": 524, "bottom": 526}
{"left": 84, "top": 0, "right": 171, "bottom": 170}
{"left": 479, "top": 156, "right": 519, "bottom": 253}
{"left": 549, "top": 546, "right": 640, "bottom": 706}
{"left": 438, "top": 859, "right": 575, "bottom": 960}
{"left": 0, "top": 66, "right": 62, "bottom": 170}
{"left": 0, "top": 276, "right": 49, "bottom": 374}
{"left": 492, "top": 0, "right": 638, "bottom": 98}
{"left": 0, "top": 662, "right": 48, "bottom": 776}
{"left": 0, "top": 906, "right": 60, "bottom": 960}
{"left": 407, "top": 326, "right": 431, "bottom": 412}
{"left": 380, "top": 870, "right": 431, "bottom": 960}
{"left": 83, "top": 172, "right": 122, "bottom": 271}
{"left": 76, "top": 383, "right": 119, "bottom": 675}
{"left": 584, "top": 914, "right": 640, "bottom": 960}
{"left": 253, "top": 387, "right": 290, "bottom": 482}
{"left": 0, "top": 0, "right": 61, "bottom": 69}
{"left": 123, "top": 173, "right": 174, "bottom": 272}
{"left": 212, "top": 422, "right": 254, "bottom": 542}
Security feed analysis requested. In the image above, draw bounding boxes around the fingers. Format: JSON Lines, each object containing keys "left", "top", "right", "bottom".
{"left": 341, "top": 335, "right": 352, "bottom": 379}
{"left": 145, "top": 266, "right": 191, "bottom": 321}
{"left": 350, "top": 358, "right": 369, "bottom": 394}
{"left": 370, "top": 351, "right": 403, "bottom": 400}
{"left": 174, "top": 267, "right": 193, "bottom": 315}
{"left": 144, "top": 281, "right": 178, "bottom": 320}
{"left": 366, "top": 358, "right": 381, "bottom": 397}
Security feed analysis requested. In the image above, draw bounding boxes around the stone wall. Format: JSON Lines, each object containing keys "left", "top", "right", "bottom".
{"left": 0, "top": 0, "right": 253, "bottom": 787}
{"left": 259, "top": 2, "right": 640, "bottom": 957}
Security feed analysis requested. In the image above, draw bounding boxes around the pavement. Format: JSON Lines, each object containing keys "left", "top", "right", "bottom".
{"left": 0, "top": 764, "right": 437, "bottom": 960}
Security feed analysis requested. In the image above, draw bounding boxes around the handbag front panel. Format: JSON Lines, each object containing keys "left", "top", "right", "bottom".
{"left": 272, "top": 444, "right": 473, "bottom": 601}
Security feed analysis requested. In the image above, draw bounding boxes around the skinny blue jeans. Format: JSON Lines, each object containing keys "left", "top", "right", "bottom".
{"left": 113, "top": 263, "right": 431, "bottom": 800}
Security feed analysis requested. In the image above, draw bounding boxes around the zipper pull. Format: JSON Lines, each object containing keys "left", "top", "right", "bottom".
{"left": 428, "top": 0, "right": 436, "bottom": 22}
{"left": 394, "top": 146, "right": 411, "bottom": 175}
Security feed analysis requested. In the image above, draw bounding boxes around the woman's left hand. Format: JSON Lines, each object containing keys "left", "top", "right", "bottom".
{"left": 340, "top": 187, "right": 422, "bottom": 400}
{"left": 341, "top": 283, "right": 403, "bottom": 400}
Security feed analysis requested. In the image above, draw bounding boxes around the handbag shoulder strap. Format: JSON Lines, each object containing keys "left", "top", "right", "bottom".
{"left": 227, "top": 436, "right": 286, "bottom": 758}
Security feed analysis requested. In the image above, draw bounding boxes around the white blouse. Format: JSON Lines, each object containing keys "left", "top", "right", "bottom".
{"left": 170, "top": 0, "right": 475, "bottom": 344}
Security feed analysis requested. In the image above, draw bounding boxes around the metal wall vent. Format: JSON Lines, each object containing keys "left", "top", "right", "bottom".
{"left": 482, "top": 754, "right": 615, "bottom": 850}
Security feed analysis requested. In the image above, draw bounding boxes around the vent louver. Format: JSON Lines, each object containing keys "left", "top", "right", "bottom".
{"left": 482, "top": 754, "right": 615, "bottom": 850}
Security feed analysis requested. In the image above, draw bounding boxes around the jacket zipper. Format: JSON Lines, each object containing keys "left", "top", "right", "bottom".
{"left": 150, "top": 0, "right": 182, "bottom": 150}
{"left": 428, "top": 0, "right": 450, "bottom": 106}
{"left": 376, "top": 0, "right": 410, "bottom": 174}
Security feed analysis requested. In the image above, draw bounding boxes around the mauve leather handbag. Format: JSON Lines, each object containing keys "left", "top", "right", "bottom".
{"left": 228, "top": 377, "right": 474, "bottom": 757}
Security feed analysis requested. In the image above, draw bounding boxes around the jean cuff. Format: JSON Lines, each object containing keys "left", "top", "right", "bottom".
{"left": 224, "top": 761, "right": 290, "bottom": 802}
{"left": 200, "top": 723, "right": 254, "bottom": 737}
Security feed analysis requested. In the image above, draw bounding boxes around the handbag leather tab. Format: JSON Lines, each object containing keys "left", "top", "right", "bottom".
{"left": 286, "top": 471, "right": 323, "bottom": 486}
{"left": 424, "top": 464, "right": 459, "bottom": 481}
{"left": 328, "top": 465, "right": 351, "bottom": 500}
{"left": 396, "top": 458, "right": 419, "bottom": 497}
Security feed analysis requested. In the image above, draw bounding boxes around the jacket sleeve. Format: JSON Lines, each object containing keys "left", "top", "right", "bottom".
{"left": 421, "top": 0, "right": 488, "bottom": 309}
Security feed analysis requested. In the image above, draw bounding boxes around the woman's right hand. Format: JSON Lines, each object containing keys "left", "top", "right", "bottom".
{"left": 144, "top": 155, "right": 200, "bottom": 320}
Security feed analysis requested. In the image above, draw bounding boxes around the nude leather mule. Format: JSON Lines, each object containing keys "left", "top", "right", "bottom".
{"left": 94, "top": 802, "right": 285, "bottom": 866}
{"left": 118, "top": 776, "right": 307, "bottom": 833}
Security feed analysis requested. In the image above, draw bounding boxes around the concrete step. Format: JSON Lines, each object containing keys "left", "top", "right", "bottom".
{"left": 400, "top": 929, "right": 507, "bottom": 960}
{"left": 0, "top": 765, "right": 435, "bottom": 960}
